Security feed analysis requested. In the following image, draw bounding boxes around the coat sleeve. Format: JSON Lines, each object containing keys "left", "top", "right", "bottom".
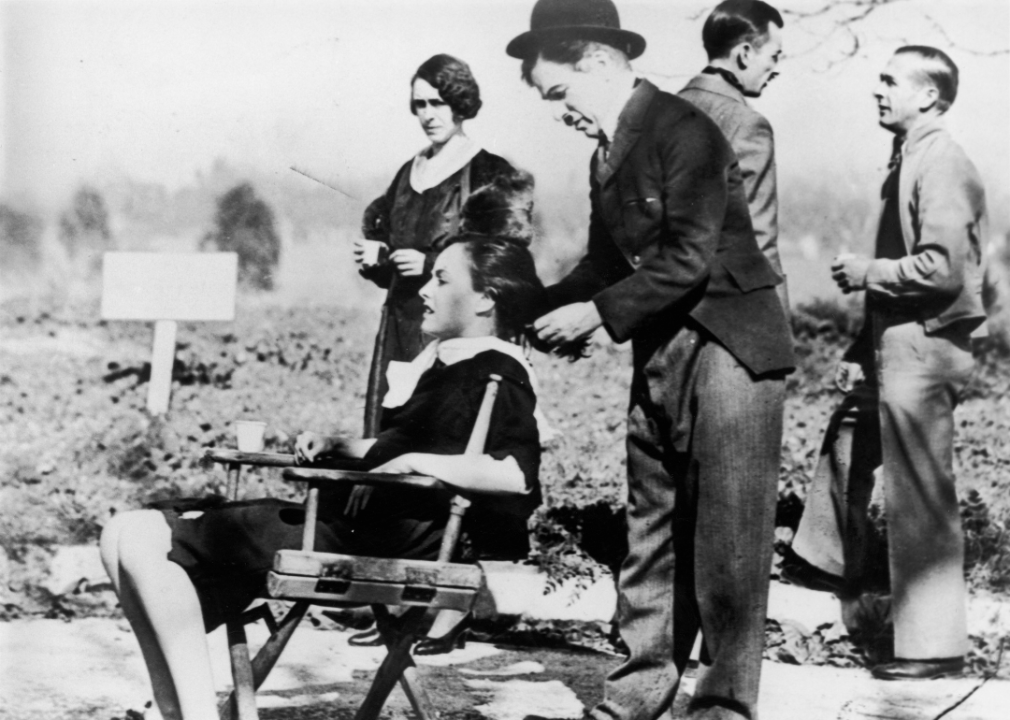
{"left": 864, "top": 145, "right": 984, "bottom": 302}
{"left": 734, "top": 112, "right": 781, "bottom": 274}
{"left": 543, "top": 158, "right": 629, "bottom": 311}
{"left": 593, "top": 114, "right": 727, "bottom": 343}
{"left": 359, "top": 164, "right": 408, "bottom": 288}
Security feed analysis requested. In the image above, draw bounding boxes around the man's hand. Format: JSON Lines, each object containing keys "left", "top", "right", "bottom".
{"left": 390, "top": 249, "right": 426, "bottom": 277}
{"left": 831, "top": 253, "right": 871, "bottom": 294}
{"left": 834, "top": 361, "right": 866, "bottom": 394}
{"left": 532, "top": 302, "right": 603, "bottom": 345}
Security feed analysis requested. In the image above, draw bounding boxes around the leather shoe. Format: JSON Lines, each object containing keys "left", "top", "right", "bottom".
{"left": 779, "top": 548, "right": 852, "bottom": 598}
{"left": 871, "top": 657, "right": 964, "bottom": 680}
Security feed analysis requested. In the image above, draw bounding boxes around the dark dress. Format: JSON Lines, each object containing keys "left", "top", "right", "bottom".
{"left": 360, "top": 149, "right": 516, "bottom": 427}
{"left": 159, "top": 350, "right": 540, "bottom": 630}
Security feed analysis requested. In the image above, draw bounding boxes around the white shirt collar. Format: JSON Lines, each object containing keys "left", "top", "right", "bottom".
{"left": 409, "top": 132, "right": 482, "bottom": 193}
{"left": 382, "top": 337, "right": 557, "bottom": 441}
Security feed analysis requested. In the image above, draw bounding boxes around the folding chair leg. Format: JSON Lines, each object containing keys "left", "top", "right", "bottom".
{"left": 225, "top": 620, "right": 259, "bottom": 720}
{"left": 353, "top": 606, "right": 430, "bottom": 720}
{"left": 398, "top": 665, "right": 437, "bottom": 720}
{"left": 219, "top": 602, "right": 309, "bottom": 720}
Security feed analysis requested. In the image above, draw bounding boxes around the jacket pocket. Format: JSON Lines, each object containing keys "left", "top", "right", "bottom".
{"left": 621, "top": 197, "right": 662, "bottom": 250}
{"left": 720, "top": 252, "right": 782, "bottom": 293}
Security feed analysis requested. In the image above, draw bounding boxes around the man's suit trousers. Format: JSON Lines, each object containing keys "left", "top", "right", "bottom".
{"left": 594, "top": 324, "right": 785, "bottom": 720}
{"left": 793, "top": 318, "right": 975, "bottom": 659}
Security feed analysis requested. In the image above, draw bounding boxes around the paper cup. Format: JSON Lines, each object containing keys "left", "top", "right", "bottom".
{"left": 235, "top": 420, "right": 267, "bottom": 453}
{"left": 361, "top": 240, "right": 385, "bottom": 267}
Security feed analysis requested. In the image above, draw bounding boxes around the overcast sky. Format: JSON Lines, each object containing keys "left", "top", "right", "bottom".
{"left": 2, "top": 0, "right": 1008, "bottom": 226}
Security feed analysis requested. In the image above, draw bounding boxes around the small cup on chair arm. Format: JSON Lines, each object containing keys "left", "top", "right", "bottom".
{"left": 235, "top": 420, "right": 267, "bottom": 453}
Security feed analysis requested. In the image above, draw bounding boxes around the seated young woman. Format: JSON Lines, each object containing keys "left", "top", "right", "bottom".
{"left": 99, "top": 235, "right": 548, "bottom": 720}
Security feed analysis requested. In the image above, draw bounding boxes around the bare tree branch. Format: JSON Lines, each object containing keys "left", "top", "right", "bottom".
{"left": 920, "top": 12, "right": 1010, "bottom": 56}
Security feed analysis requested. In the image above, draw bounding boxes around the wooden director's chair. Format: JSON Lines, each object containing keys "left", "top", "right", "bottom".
{"left": 203, "top": 374, "right": 506, "bottom": 720}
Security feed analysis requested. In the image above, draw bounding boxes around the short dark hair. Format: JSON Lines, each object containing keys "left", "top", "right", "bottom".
{"left": 702, "top": 0, "right": 784, "bottom": 60}
{"left": 449, "top": 234, "right": 588, "bottom": 359}
{"left": 519, "top": 39, "right": 628, "bottom": 86}
{"left": 450, "top": 235, "right": 544, "bottom": 341}
{"left": 411, "top": 54, "right": 482, "bottom": 120}
{"left": 895, "top": 45, "right": 959, "bottom": 113}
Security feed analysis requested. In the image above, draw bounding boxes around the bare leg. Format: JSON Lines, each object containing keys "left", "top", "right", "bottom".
{"left": 101, "top": 510, "right": 218, "bottom": 720}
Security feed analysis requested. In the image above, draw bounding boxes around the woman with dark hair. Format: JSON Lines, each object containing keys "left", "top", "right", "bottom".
{"left": 357, "top": 54, "right": 526, "bottom": 434}
{"left": 100, "top": 236, "right": 546, "bottom": 720}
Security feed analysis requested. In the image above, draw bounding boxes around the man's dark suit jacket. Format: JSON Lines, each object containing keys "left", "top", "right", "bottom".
{"left": 545, "top": 80, "right": 794, "bottom": 377}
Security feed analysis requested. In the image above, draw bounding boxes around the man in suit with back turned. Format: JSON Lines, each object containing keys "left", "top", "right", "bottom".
{"left": 679, "top": 0, "right": 789, "bottom": 313}
{"left": 784, "top": 45, "right": 988, "bottom": 681}
{"left": 508, "top": 0, "right": 795, "bottom": 717}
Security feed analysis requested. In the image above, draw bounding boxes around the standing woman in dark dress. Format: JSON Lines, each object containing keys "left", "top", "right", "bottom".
{"left": 356, "top": 54, "right": 519, "bottom": 435}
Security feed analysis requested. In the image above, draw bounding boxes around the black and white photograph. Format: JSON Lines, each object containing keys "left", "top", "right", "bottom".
{"left": 1, "top": 1, "right": 1008, "bottom": 719}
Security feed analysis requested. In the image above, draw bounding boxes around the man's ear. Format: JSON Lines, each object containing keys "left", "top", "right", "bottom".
{"left": 918, "top": 84, "right": 940, "bottom": 113}
{"left": 735, "top": 43, "right": 753, "bottom": 71}
{"left": 576, "top": 48, "right": 610, "bottom": 74}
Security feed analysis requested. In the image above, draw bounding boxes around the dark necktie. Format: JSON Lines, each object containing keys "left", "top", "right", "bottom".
{"left": 888, "top": 135, "right": 904, "bottom": 171}
{"left": 598, "top": 132, "right": 610, "bottom": 164}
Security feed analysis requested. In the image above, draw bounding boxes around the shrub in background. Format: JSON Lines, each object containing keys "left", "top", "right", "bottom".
{"left": 0, "top": 204, "right": 44, "bottom": 271}
{"left": 58, "top": 186, "right": 113, "bottom": 271}
{"left": 201, "top": 183, "right": 281, "bottom": 290}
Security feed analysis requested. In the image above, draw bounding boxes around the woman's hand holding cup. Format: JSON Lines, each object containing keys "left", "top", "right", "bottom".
{"left": 354, "top": 240, "right": 389, "bottom": 268}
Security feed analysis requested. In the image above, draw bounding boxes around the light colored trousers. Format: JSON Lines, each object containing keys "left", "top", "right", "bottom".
{"left": 593, "top": 325, "right": 785, "bottom": 720}
{"left": 793, "top": 317, "right": 975, "bottom": 659}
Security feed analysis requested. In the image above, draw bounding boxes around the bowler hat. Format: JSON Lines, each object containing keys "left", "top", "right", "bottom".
{"left": 506, "top": 0, "right": 646, "bottom": 60}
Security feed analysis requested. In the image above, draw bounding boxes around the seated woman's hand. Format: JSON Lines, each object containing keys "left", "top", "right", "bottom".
{"left": 344, "top": 485, "right": 374, "bottom": 518}
{"left": 294, "top": 431, "right": 330, "bottom": 464}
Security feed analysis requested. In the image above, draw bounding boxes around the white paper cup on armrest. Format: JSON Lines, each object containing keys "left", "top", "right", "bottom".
{"left": 236, "top": 420, "right": 267, "bottom": 452}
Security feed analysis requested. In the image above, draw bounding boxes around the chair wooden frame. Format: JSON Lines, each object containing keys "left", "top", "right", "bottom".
{"left": 203, "top": 375, "right": 506, "bottom": 720}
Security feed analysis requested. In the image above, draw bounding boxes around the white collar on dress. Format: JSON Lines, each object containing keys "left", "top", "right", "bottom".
{"left": 382, "top": 336, "right": 558, "bottom": 441}
{"left": 409, "top": 132, "right": 482, "bottom": 193}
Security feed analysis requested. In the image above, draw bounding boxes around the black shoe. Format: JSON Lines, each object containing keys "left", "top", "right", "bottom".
{"left": 414, "top": 613, "right": 472, "bottom": 655}
{"left": 871, "top": 656, "right": 964, "bottom": 680}
{"left": 779, "top": 548, "right": 851, "bottom": 597}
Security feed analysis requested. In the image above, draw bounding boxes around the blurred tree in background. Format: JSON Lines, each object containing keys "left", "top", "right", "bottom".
{"left": 58, "top": 186, "right": 113, "bottom": 271}
{"left": 201, "top": 183, "right": 280, "bottom": 291}
{"left": 0, "top": 205, "right": 44, "bottom": 271}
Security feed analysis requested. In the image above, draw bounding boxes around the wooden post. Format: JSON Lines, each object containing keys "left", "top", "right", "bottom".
{"left": 101, "top": 252, "right": 237, "bottom": 416}
{"left": 147, "top": 319, "right": 177, "bottom": 415}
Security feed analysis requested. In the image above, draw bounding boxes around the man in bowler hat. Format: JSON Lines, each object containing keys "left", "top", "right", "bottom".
{"left": 508, "top": 1, "right": 795, "bottom": 718}
{"left": 679, "top": 0, "right": 789, "bottom": 314}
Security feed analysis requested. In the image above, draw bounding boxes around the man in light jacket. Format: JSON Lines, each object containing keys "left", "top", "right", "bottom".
{"left": 784, "top": 45, "right": 987, "bottom": 680}
{"left": 679, "top": 0, "right": 789, "bottom": 313}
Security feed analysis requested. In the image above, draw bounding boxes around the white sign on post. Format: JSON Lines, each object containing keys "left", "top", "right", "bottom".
{"left": 101, "top": 252, "right": 238, "bottom": 415}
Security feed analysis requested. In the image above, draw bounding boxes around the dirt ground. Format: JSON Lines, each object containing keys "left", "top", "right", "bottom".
{"left": 2, "top": 616, "right": 1008, "bottom": 720}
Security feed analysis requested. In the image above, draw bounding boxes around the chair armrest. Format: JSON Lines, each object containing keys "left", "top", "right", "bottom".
{"left": 202, "top": 448, "right": 376, "bottom": 472}
{"left": 203, "top": 448, "right": 297, "bottom": 467}
{"left": 282, "top": 467, "right": 448, "bottom": 491}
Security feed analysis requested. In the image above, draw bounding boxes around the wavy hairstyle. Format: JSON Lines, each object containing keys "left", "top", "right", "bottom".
{"left": 411, "top": 54, "right": 483, "bottom": 120}
{"left": 448, "top": 234, "right": 589, "bottom": 360}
